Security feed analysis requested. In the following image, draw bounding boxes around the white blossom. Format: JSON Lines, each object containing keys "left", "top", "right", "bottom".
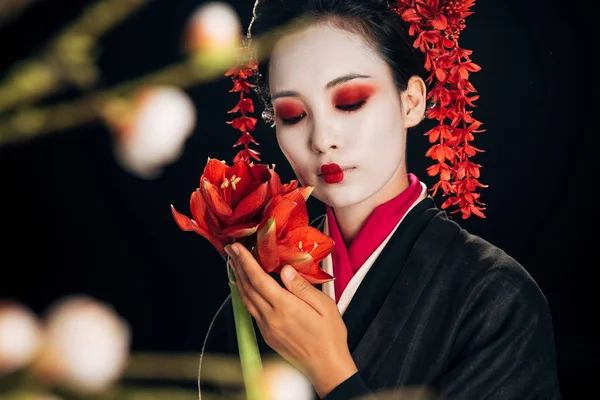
{"left": 112, "top": 86, "right": 197, "bottom": 179}
{"left": 261, "top": 359, "right": 314, "bottom": 400}
{"left": 0, "top": 301, "right": 41, "bottom": 375}
{"left": 185, "top": 2, "right": 241, "bottom": 54}
{"left": 33, "top": 295, "right": 130, "bottom": 394}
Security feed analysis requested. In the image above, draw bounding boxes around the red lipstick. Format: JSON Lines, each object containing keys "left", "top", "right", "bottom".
{"left": 320, "top": 163, "right": 345, "bottom": 184}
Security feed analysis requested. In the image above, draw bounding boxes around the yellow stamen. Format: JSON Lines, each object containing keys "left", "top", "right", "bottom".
{"left": 298, "top": 241, "right": 303, "bottom": 250}
{"left": 221, "top": 178, "right": 229, "bottom": 189}
{"left": 231, "top": 175, "right": 241, "bottom": 190}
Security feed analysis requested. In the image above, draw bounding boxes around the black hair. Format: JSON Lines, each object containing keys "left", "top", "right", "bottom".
{"left": 248, "top": 0, "right": 428, "bottom": 124}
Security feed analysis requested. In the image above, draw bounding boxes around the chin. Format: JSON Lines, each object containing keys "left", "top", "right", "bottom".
{"left": 312, "top": 184, "right": 375, "bottom": 209}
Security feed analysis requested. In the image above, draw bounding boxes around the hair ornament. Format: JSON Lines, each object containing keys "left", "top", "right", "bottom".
{"left": 393, "top": 0, "right": 487, "bottom": 219}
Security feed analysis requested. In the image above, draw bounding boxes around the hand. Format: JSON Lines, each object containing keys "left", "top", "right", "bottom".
{"left": 225, "top": 242, "right": 358, "bottom": 398}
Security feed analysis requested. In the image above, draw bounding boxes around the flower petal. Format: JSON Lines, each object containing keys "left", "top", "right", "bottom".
{"left": 268, "top": 167, "right": 283, "bottom": 196}
{"left": 281, "top": 180, "right": 299, "bottom": 194}
{"left": 281, "top": 226, "right": 334, "bottom": 262}
{"left": 171, "top": 205, "right": 201, "bottom": 233}
{"left": 470, "top": 205, "right": 486, "bottom": 218}
{"left": 263, "top": 196, "right": 298, "bottom": 238}
{"left": 281, "top": 191, "right": 309, "bottom": 233}
{"left": 277, "top": 245, "right": 313, "bottom": 273}
{"left": 190, "top": 189, "right": 219, "bottom": 233}
{"left": 248, "top": 163, "right": 269, "bottom": 181}
{"left": 201, "top": 179, "right": 233, "bottom": 219}
{"left": 297, "top": 186, "right": 314, "bottom": 201}
{"left": 257, "top": 218, "right": 280, "bottom": 273}
{"left": 171, "top": 204, "right": 227, "bottom": 258}
{"left": 227, "top": 181, "right": 269, "bottom": 224}
{"left": 203, "top": 158, "right": 228, "bottom": 186}
{"left": 304, "top": 230, "right": 335, "bottom": 260}
{"left": 431, "top": 13, "right": 448, "bottom": 30}
{"left": 401, "top": 8, "right": 422, "bottom": 22}
{"left": 220, "top": 222, "right": 258, "bottom": 238}
{"left": 298, "top": 264, "right": 334, "bottom": 284}
{"left": 229, "top": 160, "right": 252, "bottom": 207}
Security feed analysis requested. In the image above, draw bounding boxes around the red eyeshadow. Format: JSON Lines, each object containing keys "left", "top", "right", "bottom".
{"left": 274, "top": 101, "right": 305, "bottom": 119}
{"left": 333, "top": 83, "right": 377, "bottom": 104}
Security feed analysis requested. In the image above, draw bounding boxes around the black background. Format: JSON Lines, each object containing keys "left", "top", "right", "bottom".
{"left": 0, "top": 0, "right": 595, "bottom": 398}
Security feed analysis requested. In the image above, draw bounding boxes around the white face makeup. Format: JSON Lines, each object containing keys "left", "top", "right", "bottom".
{"left": 268, "top": 23, "right": 413, "bottom": 209}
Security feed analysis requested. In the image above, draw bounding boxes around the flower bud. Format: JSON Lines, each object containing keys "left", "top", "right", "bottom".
{"left": 32, "top": 295, "right": 130, "bottom": 394}
{"left": 0, "top": 300, "right": 42, "bottom": 375}
{"left": 260, "top": 359, "right": 313, "bottom": 400}
{"left": 107, "top": 85, "right": 197, "bottom": 179}
{"left": 185, "top": 2, "right": 241, "bottom": 56}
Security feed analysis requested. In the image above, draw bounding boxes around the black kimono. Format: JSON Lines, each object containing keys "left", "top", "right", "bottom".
{"left": 199, "top": 196, "right": 562, "bottom": 399}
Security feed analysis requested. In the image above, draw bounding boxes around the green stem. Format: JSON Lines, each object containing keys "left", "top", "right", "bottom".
{"left": 227, "top": 257, "right": 264, "bottom": 400}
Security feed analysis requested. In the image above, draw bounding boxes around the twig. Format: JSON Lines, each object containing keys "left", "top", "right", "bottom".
{"left": 0, "top": 0, "right": 151, "bottom": 114}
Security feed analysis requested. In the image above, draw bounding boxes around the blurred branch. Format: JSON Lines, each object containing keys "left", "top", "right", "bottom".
{"left": 109, "top": 386, "right": 242, "bottom": 400}
{"left": 0, "top": 54, "right": 233, "bottom": 146}
{"left": 0, "top": 0, "right": 151, "bottom": 114}
{"left": 0, "top": 0, "right": 43, "bottom": 28}
{"left": 124, "top": 352, "right": 242, "bottom": 384}
{"left": 2, "top": 386, "right": 241, "bottom": 400}
{"left": 0, "top": 25, "right": 291, "bottom": 147}
{"left": 0, "top": 3, "right": 297, "bottom": 149}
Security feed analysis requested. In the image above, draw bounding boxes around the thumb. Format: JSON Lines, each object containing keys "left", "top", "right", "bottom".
{"left": 281, "top": 265, "right": 326, "bottom": 312}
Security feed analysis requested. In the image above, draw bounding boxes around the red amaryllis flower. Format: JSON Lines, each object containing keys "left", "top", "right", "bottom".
{"left": 171, "top": 158, "right": 275, "bottom": 258}
{"left": 255, "top": 189, "right": 334, "bottom": 284}
{"left": 171, "top": 158, "right": 317, "bottom": 259}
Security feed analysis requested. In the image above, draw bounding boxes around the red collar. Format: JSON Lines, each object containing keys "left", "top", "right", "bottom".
{"left": 325, "top": 173, "right": 422, "bottom": 302}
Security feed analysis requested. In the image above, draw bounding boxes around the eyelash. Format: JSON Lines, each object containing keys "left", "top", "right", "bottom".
{"left": 280, "top": 99, "right": 368, "bottom": 126}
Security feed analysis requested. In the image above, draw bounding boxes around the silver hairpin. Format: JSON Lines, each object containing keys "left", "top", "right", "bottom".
{"left": 246, "top": 0, "right": 261, "bottom": 40}
{"left": 262, "top": 109, "right": 276, "bottom": 127}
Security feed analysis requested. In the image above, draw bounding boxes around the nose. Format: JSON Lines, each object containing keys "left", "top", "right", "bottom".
{"left": 309, "top": 115, "right": 342, "bottom": 154}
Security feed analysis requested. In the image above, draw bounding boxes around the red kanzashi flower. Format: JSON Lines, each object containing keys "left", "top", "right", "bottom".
{"left": 394, "top": 0, "right": 487, "bottom": 219}
{"left": 225, "top": 49, "right": 261, "bottom": 163}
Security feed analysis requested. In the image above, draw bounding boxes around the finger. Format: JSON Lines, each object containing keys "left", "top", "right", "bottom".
{"left": 230, "top": 243, "right": 287, "bottom": 306}
{"left": 230, "top": 252, "right": 273, "bottom": 315}
{"left": 281, "top": 265, "right": 330, "bottom": 315}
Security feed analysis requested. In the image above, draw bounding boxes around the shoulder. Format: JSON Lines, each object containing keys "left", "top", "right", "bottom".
{"left": 430, "top": 212, "right": 544, "bottom": 298}
{"left": 425, "top": 213, "right": 555, "bottom": 341}
{"left": 415, "top": 212, "right": 556, "bottom": 349}
{"left": 424, "top": 217, "right": 562, "bottom": 398}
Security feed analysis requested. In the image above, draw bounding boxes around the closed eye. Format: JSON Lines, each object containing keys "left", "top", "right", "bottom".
{"left": 279, "top": 99, "right": 367, "bottom": 125}
{"left": 280, "top": 113, "right": 306, "bottom": 126}
{"left": 336, "top": 99, "right": 367, "bottom": 112}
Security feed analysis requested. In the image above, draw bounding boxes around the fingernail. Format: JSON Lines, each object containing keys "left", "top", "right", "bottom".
{"left": 231, "top": 243, "right": 240, "bottom": 256}
{"left": 283, "top": 266, "right": 296, "bottom": 280}
{"left": 224, "top": 245, "right": 235, "bottom": 258}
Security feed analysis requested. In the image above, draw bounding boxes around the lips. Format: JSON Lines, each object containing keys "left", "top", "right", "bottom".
{"left": 320, "top": 163, "right": 344, "bottom": 175}
{"left": 319, "top": 163, "right": 353, "bottom": 184}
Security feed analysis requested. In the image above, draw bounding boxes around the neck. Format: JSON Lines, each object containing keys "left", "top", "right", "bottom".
{"left": 332, "top": 164, "right": 410, "bottom": 247}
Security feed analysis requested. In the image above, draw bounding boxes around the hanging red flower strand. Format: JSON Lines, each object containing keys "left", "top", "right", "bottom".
{"left": 394, "top": 0, "right": 487, "bottom": 219}
{"left": 225, "top": 48, "right": 261, "bottom": 163}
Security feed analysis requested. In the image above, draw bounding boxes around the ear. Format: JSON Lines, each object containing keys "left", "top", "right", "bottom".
{"left": 401, "top": 76, "right": 427, "bottom": 129}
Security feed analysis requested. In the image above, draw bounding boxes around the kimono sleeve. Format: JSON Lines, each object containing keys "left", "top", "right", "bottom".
{"left": 434, "top": 264, "right": 562, "bottom": 400}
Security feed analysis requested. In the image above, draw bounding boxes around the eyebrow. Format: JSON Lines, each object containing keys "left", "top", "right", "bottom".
{"left": 271, "top": 73, "right": 371, "bottom": 101}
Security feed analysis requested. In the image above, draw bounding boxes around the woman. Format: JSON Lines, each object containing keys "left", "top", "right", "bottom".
{"left": 200, "top": 0, "right": 562, "bottom": 399}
